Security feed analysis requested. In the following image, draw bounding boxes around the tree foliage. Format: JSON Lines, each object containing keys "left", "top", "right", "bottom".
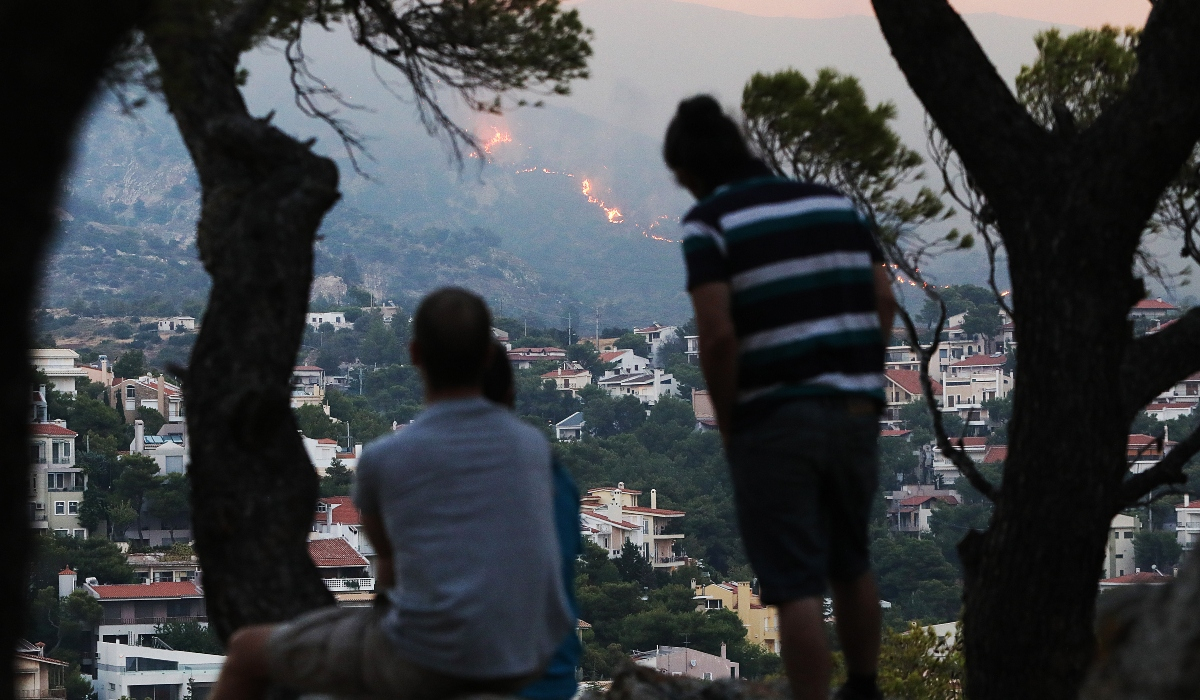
{"left": 1132, "top": 531, "right": 1182, "bottom": 571}
{"left": 1015, "top": 26, "right": 1140, "bottom": 131}
{"left": 153, "top": 621, "right": 223, "bottom": 655}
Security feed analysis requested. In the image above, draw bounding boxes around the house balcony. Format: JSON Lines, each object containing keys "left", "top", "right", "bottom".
{"left": 650, "top": 556, "right": 686, "bottom": 568}
{"left": 101, "top": 615, "right": 206, "bottom": 626}
{"left": 322, "top": 578, "right": 375, "bottom": 592}
{"left": 18, "top": 689, "right": 65, "bottom": 699}
{"left": 1177, "top": 522, "right": 1200, "bottom": 532}
{"left": 651, "top": 531, "right": 684, "bottom": 539}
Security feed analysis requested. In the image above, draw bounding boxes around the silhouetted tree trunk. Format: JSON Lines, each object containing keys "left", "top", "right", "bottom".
{"left": 0, "top": 3, "right": 145, "bottom": 697}
{"left": 871, "top": 2, "right": 1200, "bottom": 698}
{"left": 142, "top": 0, "right": 338, "bottom": 641}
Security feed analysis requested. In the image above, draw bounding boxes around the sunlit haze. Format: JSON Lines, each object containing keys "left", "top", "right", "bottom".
{"left": 674, "top": 0, "right": 1151, "bottom": 27}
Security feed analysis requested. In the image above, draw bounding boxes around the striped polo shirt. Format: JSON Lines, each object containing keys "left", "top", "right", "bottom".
{"left": 681, "top": 172, "right": 886, "bottom": 412}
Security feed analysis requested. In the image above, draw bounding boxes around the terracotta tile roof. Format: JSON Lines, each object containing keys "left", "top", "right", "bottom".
{"left": 541, "top": 368, "right": 590, "bottom": 379}
{"left": 316, "top": 438, "right": 338, "bottom": 445}
{"left": 308, "top": 538, "right": 368, "bottom": 568}
{"left": 625, "top": 506, "right": 686, "bottom": 517}
{"left": 316, "top": 496, "right": 361, "bottom": 525}
{"left": 949, "top": 353, "right": 1007, "bottom": 368}
{"left": 982, "top": 445, "right": 1008, "bottom": 464}
{"left": 1100, "top": 571, "right": 1172, "bottom": 585}
{"left": 885, "top": 369, "right": 941, "bottom": 396}
{"left": 58, "top": 568, "right": 75, "bottom": 575}
{"left": 1134, "top": 298, "right": 1178, "bottom": 310}
{"left": 952, "top": 437, "right": 988, "bottom": 448}
{"left": 1145, "top": 403, "right": 1195, "bottom": 411}
{"left": 581, "top": 511, "right": 638, "bottom": 530}
{"left": 88, "top": 582, "right": 203, "bottom": 599}
{"left": 880, "top": 429, "right": 911, "bottom": 438}
{"left": 898, "top": 495, "right": 958, "bottom": 507}
{"left": 600, "top": 350, "right": 631, "bottom": 363}
{"left": 30, "top": 423, "right": 77, "bottom": 437}
{"left": 1174, "top": 498, "right": 1200, "bottom": 510}
{"left": 293, "top": 366, "right": 324, "bottom": 371}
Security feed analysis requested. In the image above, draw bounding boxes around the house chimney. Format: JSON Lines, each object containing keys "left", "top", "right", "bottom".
{"left": 133, "top": 419, "right": 145, "bottom": 453}
{"left": 58, "top": 568, "right": 76, "bottom": 599}
{"left": 720, "top": 642, "right": 727, "bottom": 660}
{"left": 326, "top": 501, "right": 334, "bottom": 527}
{"left": 354, "top": 443, "right": 363, "bottom": 457}
{"left": 157, "top": 374, "right": 166, "bottom": 416}
{"left": 1186, "top": 494, "right": 1191, "bottom": 508}
{"left": 651, "top": 489, "right": 657, "bottom": 510}
{"left": 100, "top": 355, "right": 109, "bottom": 387}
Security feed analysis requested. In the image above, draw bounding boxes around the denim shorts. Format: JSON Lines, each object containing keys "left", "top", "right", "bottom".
{"left": 727, "top": 396, "right": 880, "bottom": 605}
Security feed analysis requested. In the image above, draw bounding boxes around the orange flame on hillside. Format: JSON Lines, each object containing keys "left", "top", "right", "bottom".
{"left": 580, "top": 179, "right": 624, "bottom": 224}
{"left": 468, "top": 127, "right": 513, "bottom": 159}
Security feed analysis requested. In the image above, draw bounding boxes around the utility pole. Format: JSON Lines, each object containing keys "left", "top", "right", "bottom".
{"left": 595, "top": 306, "right": 600, "bottom": 348}
{"left": 567, "top": 312, "right": 572, "bottom": 346}
{"left": 359, "top": 366, "right": 364, "bottom": 396}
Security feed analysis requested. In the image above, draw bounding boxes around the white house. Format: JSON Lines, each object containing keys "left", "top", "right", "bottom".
{"left": 632, "top": 645, "right": 739, "bottom": 681}
{"left": 885, "top": 486, "right": 960, "bottom": 534}
{"left": 941, "top": 353, "right": 1011, "bottom": 413}
{"left": 579, "top": 483, "right": 685, "bottom": 569}
{"left": 599, "top": 349, "right": 651, "bottom": 375}
{"left": 95, "top": 641, "right": 222, "bottom": 700}
{"left": 85, "top": 580, "right": 207, "bottom": 649}
{"left": 633, "top": 323, "right": 678, "bottom": 362}
{"left": 555, "top": 412, "right": 586, "bottom": 441}
{"left": 1102, "top": 513, "right": 1141, "bottom": 579}
{"left": 305, "top": 311, "right": 353, "bottom": 330}
{"left": 1127, "top": 434, "right": 1176, "bottom": 475}
{"left": 30, "top": 349, "right": 90, "bottom": 394}
{"left": 308, "top": 537, "right": 374, "bottom": 600}
{"left": 1176, "top": 495, "right": 1200, "bottom": 550}
{"left": 597, "top": 369, "right": 679, "bottom": 404}
{"left": 1144, "top": 402, "right": 1196, "bottom": 422}
{"left": 507, "top": 347, "right": 567, "bottom": 369}
{"left": 311, "top": 496, "right": 376, "bottom": 565}
{"left": 301, "top": 435, "right": 360, "bottom": 473}
{"left": 1129, "top": 297, "right": 1179, "bottom": 320}
{"left": 1153, "top": 371, "right": 1200, "bottom": 405}
{"left": 29, "top": 409, "right": 86, "bottom": 537}
{"left": 290, "top": 366, "right": 326, "bottom": 408}
{"left": 692, "top": 389, "right": 717, "bottom": 432}
{"left": 929, "top": 437, "right": 989, "bottom": 486}
{"left": 540, "top": 363, "right": 592, "bottom": 395}
{"left": 156, "top": 316, "right": 196, "bottom": 333}
{"left": 684, "top": 336, "right": 699, "bottom": 364}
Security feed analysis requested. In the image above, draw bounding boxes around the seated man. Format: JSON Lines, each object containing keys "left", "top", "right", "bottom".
{"left": 210, "top": 288, "right": 571, "bottom": 700}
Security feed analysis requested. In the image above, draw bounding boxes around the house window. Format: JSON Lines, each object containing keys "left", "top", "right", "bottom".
{"left": 30, "top": 443, "right": 44, "bottom": 464}
{"left": 52, "top": 442, "right": 60, "bottom": 464}
{"left": 126, "top": 386, "right": 136, "bottom": 398}
{"left": 55, "top": 501, "right": 65, "bottom": 515}
{"left": 1114, "top": 532, "right": 1120, "bottom": 540}
{"left": 165, "top": 455, "right": 184, "bottom": 474}
{"left": 643, "top": 521, "right": 649, "bottom": 534}
{"left": 1115, "top": 553, "right": 1124, "bottom": 559}
{"left": 62, "top": 442, "right": 71, "bottom": 459}
{"left": 73, "top": 529, "right": 85, "bottom": 538}
{"left": 54, "top": 529, "right": 68, "bottom": 537}
{"left": 1123, "top": 531, "right": 1133, "bottom": 539}
{"left": 68, "top": 501, "right": 79, "bottom": 515}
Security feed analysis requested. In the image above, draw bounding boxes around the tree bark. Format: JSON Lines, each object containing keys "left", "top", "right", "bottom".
{"left": 142, "top": 0, "right": 340, "bottom": 641}
{"left": 870, "top": 1, "right": 1200, "bottom": 698}
{"left": 0, "top": 2, "right": 145, "bottom": 696}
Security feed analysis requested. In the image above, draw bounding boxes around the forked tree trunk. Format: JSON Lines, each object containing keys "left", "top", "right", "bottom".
{"left": 871, "top": 1, "right": 1200, "bottom": 697}
{"left": 0, "top": 3, "right": 145, "bottom": 696}
{"left": 143, "top": 0, "right": 339, "bottom": 640}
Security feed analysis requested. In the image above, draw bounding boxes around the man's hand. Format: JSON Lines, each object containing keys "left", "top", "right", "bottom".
{"left": 690, "top": 282, "right": 738, "bottom": 446}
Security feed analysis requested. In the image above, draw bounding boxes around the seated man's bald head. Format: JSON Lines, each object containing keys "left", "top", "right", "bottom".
{"left": 412, "top": 288, "right": 493, "bottom": 391}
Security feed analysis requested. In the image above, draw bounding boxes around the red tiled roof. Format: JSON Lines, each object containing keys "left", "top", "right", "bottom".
{"left": 30, "top": 423, "right": 77, "bottom": 437}
{"left": 1134, "top": 298, "right": 1178, "bottom": 310}
{"left": 1145, "top": 403, "right": 1195, "bottom": 411}
{"left": 335, "top": 452, "right": 355, "bottom": 459}
{"left": 58, "top": 568, "right": 75, "bottom": 576}
{"left": 624, "top": 506, "right": 686, "bottom": 516}
{"left": 308, "top": 538, "right": 368, "bottom": 568}
{"left": 580, "top": 511, "right": 638, "bottom": 530}
{"left": 316, "top": 438, "right": 338, "bottom": 445}
{"left": 1101, "top": 571, "right": 1172, "bottom": 585}
{"left": 880, "top": 429, "right": 911, "bottom": 438}
{"left": 88, "top": 582, "right": 203, "bottom": 599}
{"left": 1174, "top": 498, "right": 1200, "bottom": 510}
{"left": 541, "top": 368, "right": 590, "bottom": 378}
{"left": 294, "top": 365, "right": 324, "bottom": 372}
{"left": 599, "top": 351, "right": 631, "bottom": 363}
{"left": 982, "top": 445, "right": 1008, "bottom": 464}
{"left": 885, "top": 369, "right": 941, "bottom": 397}
{"left": 952, "top": 437, "right": 988, "bottom": 448}
{"left": 634, "top": 324, "right": 670, "bottom": 334}
{"left": 317, "top": 496, "right": 361, "bottom": 525}
{"left": 508, "top": 347, "right": 565, "bottom": 354}
{"left": 949, "top": 353, "right": 1007, "bottom": 368}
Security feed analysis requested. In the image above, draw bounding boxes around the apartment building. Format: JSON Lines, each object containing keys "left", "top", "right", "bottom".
{"left": 29, "top": 415, "right": 86, "bottom": 537}
{"left": 84, "top": 580, "right": 207, "bottom": 648}
{"left": 597, "top": 369, "right": 679, "bottom": 404}
{"left": 541, "top": 363, "right": 593, "bottom": 395}
{"left": 111, "top": 376, "right": 184, "bottom": 424}
{"left": 95, "top": 642, "right": 222, "bottom": 700}
{"left": 580, "top": 483, "right": 685, "bottom": 569}
{"left": 31, "top": 349, "right": 90, "bottom": 394}
{"left": 693, "top": 580, "right": 779, "bottom": 653}
{"left": 1102, "top": 513, "right": 1141, "bottom": 579}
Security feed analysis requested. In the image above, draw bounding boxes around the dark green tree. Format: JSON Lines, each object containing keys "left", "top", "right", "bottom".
{"left": 320, "top": 459, "right": 353, "bottom": 497}
{"left": 577, "top": 539, "right": 620, "bottom": 585}
{"left": 114, "top": 454, "right": 161, "bottom": 540}
{"left": 135, "top": 406, "right": 166, "bottom": 437}
{"left": 30, "top": 537, "right": 133, "bottom": 589}
{"left": 1132, "top": 531, "right": 1182, "bottom": 572}
{"left": 153, "top": 621, "right": 223, "bottom": 655}
{"left": 149, "top": 473, "right": 191, "bottom": 541}
{"left": 613, "top": 333, "right": 650, "bottom": 360}
{"left": 112, "top": 350, "right": 147, "bottom": 380}
{"left": 614, "top": 540, "right": 654, "bottom": 588}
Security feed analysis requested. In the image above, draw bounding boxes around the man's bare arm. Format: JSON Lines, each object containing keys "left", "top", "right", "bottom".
{"left": 874, "top": 265, "right": 897, "bottom": 341}
{"left": 362, "top": 513, "right": 395, "bottom": 589}
{"left": 691, "top": 282, "right": 738, "bottom": 444}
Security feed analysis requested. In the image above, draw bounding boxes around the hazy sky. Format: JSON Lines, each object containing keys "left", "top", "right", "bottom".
{"left": 678, "top": 0, "right": 1151, "bottom": 27}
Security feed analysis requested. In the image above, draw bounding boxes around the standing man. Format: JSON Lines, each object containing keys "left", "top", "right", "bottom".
{"left": 207, "top": 288, "right": 571, "bottom": 700}
{"left": 663, "top": 95, "right": 896, "bottom": 700}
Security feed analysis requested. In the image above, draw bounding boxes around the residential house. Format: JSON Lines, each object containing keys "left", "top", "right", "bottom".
{"left": 311, "top": 496, "right": 377, "bottom": 573}
{"left": 693, "top": 581, "right": 779, "bottom": 652}
{"left": 129, "top": 420, "right": 189, "bottom": 477}
{"left": 507, "top": 347, "right": 567, "bottom": 369}
{"left": 884, "top": 485, "right": 959, "bottom": 534}
{"left": 632, "top": 645, "right": 738, "bottom": 680}
{"left": 941, "top": 354, "right": 1011, "bottom": 421}
{"left": 290, "top": 366, "right": 326, "bottom": 409}
{"left": 555, "top": 412, "right": 586, "bottom": 441}
{"left": 95, "top": 641, "right": 222, "bottom": 700}
{"left": 1102, "top": 514, "right": 1141, "bottom": 579}
{"left": 1176, "top": 495, "right": 1200, "bottom": 550}
{"left": 1129, "top": 297, "right": 1179, "bottom": 320}
{"left": 84, "top": 580, "right": 207, "bottom": 648}
{"left": 540, "top": 363, "right": 592, "bottom": 395}
{"left": 1154, "top": 371, "right": 1200, "bottom": 405}
{"left": 883, "top": 369, "right": 942, "bottom": 425}
{"left": 1098, "top": 570, "right": 1172, "bottom": 592}
{"left": 1127, "top": 434, "right": 1177, "bottom": 475}
{"left": 111, "top": 376, "right": 184, "bottom": 424}
{"left": 301, "top": 435, "right": 360, "bottom": 474}
{"left": 930, "top": 437, "right": 989, "bottom": 486}
{"left": 305, "top": 311, "right": 352, "bottom": 330}
{"left": 30, "top": 415, "right": 86, "bottom": 538}
{"left": 155, "top": 316, "right": 196, "bottom": 332}
{"left": 633, "top": 323, "right": 678, "bottom": 362}
{"left": 308, "top": 538, "right": 374, "bottom": 600}
{"left": 492, "top": 327, "right": 512, "bottom": 351}
{"left": 692, "top": 390, "right": 717, "bottom": 432}
{"left": 15, "top": 639, "right": 68, "bottom": 700}
{"left": 683, "top": 335, "right": 699, "bottom": 364}
{"left": 82, "top": 356, "right": 114, "bottom": 388}
{"left": 579, "top": 483, "right": 685, "bottom": 568}
{"left": 599, "top": 349, "right": 651, "bottom": 375}
{"left": 1144, "top": 402, "right": 1196, "bottom": 422}
{"left": 597, "top": 369, "right": 679, "bottom": 404}
{"left": 31, "top": 349, "right": 90, "bottom": 394}
{"left": 127, "top": 553, "right": 200, "bottom": 585}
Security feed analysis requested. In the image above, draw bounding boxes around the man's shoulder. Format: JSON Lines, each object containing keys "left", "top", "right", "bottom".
{"left": 686, "top": 178, "right": 851, "bottom": 227}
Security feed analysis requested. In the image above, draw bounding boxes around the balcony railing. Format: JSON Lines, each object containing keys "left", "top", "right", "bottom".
{"left": 101, "top": 615, "right": 206, "bottom": 626}
{"left": 651, "top": 556, "right": 686, "bottom": 566}
{"left": 322, "top": 578, "right": 375, "bottom": 592}
{"left": 18, "top": 689, "right": 65, "bottom": 699}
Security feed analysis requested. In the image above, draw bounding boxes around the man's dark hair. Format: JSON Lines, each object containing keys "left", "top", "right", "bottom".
{"left": 412, "top": 288, "right": 493, "bottom": 389}
{"left": 482, "top": 340, "right": 515, "bottom": 408}
{"left": 663, "top": 95, "right": 759, "bottom": 193}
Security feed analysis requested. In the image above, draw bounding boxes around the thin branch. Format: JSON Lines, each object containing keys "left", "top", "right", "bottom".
{"left": 1119, "top": 423, "right": 1200, "bottom": 508}
{"left": 284, "top": 29, "right": 372, "bottom": 173}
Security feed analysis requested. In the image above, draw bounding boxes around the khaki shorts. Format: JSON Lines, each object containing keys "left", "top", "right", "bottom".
{"left": 267, "top": 605, "right": 533, "bottom": 700}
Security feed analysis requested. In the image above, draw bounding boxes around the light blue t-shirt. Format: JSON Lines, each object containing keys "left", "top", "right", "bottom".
{"left": 353, "top": 397, "right": 571, "bottom": 679}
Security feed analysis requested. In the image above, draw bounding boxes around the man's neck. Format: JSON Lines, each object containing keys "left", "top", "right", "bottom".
{"left": 424, "top": 385, "right": 484, "bottom": 404}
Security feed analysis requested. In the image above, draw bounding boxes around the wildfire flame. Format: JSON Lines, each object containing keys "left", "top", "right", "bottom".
{"left": 468, "top": 128, "right": 513, "bottom": 159}
{"left": 581, "top": 179, "right": 624, "bottom": 224}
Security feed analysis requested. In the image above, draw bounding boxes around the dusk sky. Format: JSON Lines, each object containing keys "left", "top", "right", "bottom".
{"left": 679, "top": 0, "right": 1151, "bottom": 27}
